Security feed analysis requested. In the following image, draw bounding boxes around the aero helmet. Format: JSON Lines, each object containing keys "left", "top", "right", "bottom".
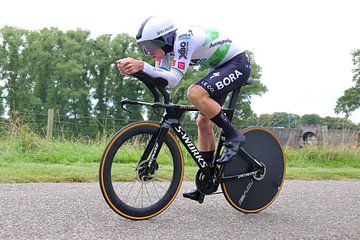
{"left": 136, "top": 16, "right": 177, "bottom": 55}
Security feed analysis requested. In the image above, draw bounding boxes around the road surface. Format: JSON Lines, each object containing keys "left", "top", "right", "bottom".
{"left": 1, "top": 181, "right": 359, "bottom": 240}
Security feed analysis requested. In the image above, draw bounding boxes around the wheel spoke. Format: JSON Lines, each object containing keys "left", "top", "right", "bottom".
{"left": 125, "top": 180, "right": 137, "bottom": 202}
{"left": 144, "top": 182, "right": 152, "bottom": 205}
{"left": 133, "top": 181, "right": 143, "bottom": 207}
{"left": 152, "top": 181, "right": 161, "bottom": 201}
{"left": 121, "top": 177, "right": 137, "bottom": 195}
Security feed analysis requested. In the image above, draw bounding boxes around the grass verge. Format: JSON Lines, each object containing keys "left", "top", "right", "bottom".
{"left": 0, "top": 133, "right": 359, "bottom": 182}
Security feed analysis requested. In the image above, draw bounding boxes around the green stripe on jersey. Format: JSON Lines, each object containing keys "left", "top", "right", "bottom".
{"left": 203, "top": 44, "right": 231, "bottom": 68}
{"left": 203, "top": 28, "right": 219, "bottom": 46}
{"left": 157, "top": 66, "right": 168, "bottom": 71}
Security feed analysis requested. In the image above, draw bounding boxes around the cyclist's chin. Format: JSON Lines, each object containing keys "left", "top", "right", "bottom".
{"left": 151, "top": 48, "right": 165, "bottom": 61}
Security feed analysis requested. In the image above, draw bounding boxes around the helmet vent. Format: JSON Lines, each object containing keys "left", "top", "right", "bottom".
{"left": 136, "top": 16, "right": 152, "bottom": 40}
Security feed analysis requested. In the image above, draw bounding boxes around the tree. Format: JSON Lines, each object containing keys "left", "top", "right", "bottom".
{"left": 232, "top": 51, "right": 267, "bottom": 129}
{"left": 108, "top": 33, "right": 145, "bottom": 126}
{"left": 0, "top": 26, "right": 35, "bottom": 120}
{"left": 321, "top": 116, "right": 357, "bottom": 130}
{"left": 299, "top": 114, "right": 322, "bottom": 125}
{"left": 256, "top": 114, "right": 272, "bottom": 127}
{"left": 335, "top": 49, "right": 360, "bottom": 117}
{"left": 254, "top": 112, "right": 300, "bottom": 128}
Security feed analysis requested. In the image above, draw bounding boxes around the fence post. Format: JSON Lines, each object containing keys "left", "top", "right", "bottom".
{"left": 47, "top": 109, "right": 54, "bottom": 140}
{"left": 321, "top": 125, "right": 328, "bottom": 146}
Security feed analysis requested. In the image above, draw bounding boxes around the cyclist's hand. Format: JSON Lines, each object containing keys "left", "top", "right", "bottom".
{"left": 116, "top": 58, "right": 144, "bottom": 75}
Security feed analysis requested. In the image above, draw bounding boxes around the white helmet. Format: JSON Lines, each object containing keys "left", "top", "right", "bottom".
{"left": 136, "top": 16, "right": 177, "bottom": 55}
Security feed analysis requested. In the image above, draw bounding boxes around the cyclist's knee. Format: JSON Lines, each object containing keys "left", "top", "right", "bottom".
{"left": 187, "top": 85, "right": 208, "bottom": 104}
{"left": 196, "top": 115, "right": 214, "bottom": 133}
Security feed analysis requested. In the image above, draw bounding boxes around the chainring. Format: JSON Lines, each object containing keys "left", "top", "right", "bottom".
{"left": 195, "top": 169, "right": 219, "bottom": 195}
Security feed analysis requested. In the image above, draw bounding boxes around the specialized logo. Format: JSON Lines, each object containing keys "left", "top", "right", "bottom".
{"left": 209, "top": 39, "right": 232, "bottom": 48}
{"left": 215, "top": 70, "right": 243, "bottom": 90}
{"left": 150, "top": 143, "right": 159, "bottom": 161}
{"left": 171, "top": 60, "right": 176, "bottom": 66}
{"left": 157, "top": 25, "right": 175, "bottom": 35}
{"left": 178, "top": 42, "right": 188, "bottom": 59}
{"left": 209, "top": 72, "right": 220, "bottom": 80}
{"left": 174, "top": 125, "right": 207, "bottom": 168}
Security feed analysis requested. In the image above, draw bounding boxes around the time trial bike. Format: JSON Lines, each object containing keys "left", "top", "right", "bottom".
{"left": 99, "top": 71, "right": 286, "bottom": 220}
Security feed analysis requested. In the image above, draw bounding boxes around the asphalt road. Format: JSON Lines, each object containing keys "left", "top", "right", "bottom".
{"left": 1, "top": 181, "right": 359, "bottom": 240}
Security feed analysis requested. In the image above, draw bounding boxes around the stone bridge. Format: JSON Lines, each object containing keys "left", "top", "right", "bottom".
{"left": 268, "top": 124, "right": 358, "bottom": 148}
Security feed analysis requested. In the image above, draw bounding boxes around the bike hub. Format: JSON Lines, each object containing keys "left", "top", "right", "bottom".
{"left": 253, "top": 162, "right": 266, "bottom": 180}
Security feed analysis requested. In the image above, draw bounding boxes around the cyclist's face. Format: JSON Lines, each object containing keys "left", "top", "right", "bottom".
{"left": 151, "top": 48, "right": 165, "bottom": 61}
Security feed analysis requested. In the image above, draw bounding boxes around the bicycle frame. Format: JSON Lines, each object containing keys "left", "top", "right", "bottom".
{"left": 123, "top": 101, "right": 264, "bottom": 184}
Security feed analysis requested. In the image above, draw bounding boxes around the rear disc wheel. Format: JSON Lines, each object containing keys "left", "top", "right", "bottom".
{"left": 221, "top": 127, "right": 286, "bottom": 213}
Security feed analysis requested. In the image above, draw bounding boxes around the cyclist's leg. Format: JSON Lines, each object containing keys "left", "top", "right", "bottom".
{"left": 192, "top": 52, "right": 251, "bottom": 163}
{"left": 189, "top": 52, "right": 250, "bottom": 138}
{"left": 196, "top": 113, "right": 215, "bottom": 152}
{"left": 183, "top": 92, "right": 228, "bottom": 202}
{"left": 184, "top": 53, "right": 250, "bottom": 201}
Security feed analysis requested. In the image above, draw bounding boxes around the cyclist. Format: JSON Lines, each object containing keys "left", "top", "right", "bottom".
{"left": 117, "top": 16, "right": 251, "bottom": 202}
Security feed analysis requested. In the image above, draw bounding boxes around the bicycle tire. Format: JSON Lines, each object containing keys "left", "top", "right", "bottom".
{"left": 99, "top": 121, "right": 184, "bottom": 220}
{"left": 221, "top": 127, "right": 286, "bottom": 213}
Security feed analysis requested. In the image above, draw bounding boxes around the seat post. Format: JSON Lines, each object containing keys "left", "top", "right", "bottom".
{"left": 228, "top": 88, "right": 240, "bottom": 110}
{"left": 222, "top": 88, "right": 240, "bottom": 123}
{"left": 226, "top": 78, "right": 253, "bottom": 120}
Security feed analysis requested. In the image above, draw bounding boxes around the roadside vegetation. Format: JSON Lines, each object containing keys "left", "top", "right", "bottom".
{"left": 0, "top": 126, "right": 359, "bottom": 183}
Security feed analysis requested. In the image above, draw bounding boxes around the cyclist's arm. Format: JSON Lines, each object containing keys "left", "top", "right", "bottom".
{"left": 143, "top": 62, "right": 182, "bottom": 88}
{"left": 169, "top": 38, "right": 198, "bottom": 83}
{"left": 143, "top": 35, "right": 199, "bottom": 88}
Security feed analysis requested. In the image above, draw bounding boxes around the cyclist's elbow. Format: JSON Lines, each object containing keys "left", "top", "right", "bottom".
{"left": 167, "top": 76, "right": 181, "bottom": 88}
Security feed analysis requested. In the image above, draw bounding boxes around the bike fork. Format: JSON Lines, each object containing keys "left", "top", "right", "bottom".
{"left": 140, "top": 124, "right": 169, "bottom": 171}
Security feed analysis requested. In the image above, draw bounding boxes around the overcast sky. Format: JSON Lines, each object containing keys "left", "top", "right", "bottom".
{"left": 1, "top": 0, "right": 360, "bottom": 122}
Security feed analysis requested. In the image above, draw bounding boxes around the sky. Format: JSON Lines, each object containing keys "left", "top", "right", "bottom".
{"left": 1, "top": 0, "right": 360, "bottom": 123}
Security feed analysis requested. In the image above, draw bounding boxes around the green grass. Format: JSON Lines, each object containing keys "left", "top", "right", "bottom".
{"left": 0, "top": 128, "right": 359, "bottom": 182}
{"left": 284, "top": 146, "right": 360, "bottom": 179}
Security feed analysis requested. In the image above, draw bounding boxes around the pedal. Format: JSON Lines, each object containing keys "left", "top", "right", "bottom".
{"left": 198, "top": 193, "right": 205, "bottom": 204}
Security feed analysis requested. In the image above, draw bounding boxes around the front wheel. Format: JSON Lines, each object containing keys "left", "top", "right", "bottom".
{"left": 221, "top": 127, "right": 286, "bottom": 213}
{"left": 99, "top": 121, "right": 184, "bottom": 220}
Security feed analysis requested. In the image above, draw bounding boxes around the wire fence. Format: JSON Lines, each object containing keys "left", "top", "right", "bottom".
{"left": 2, "top": 110, "right": 358, "bottom": 148}
{"left": 0, "top": 110, "right": 202, "bottom": 142}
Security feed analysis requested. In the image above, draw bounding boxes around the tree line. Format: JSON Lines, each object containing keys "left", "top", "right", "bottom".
{"left": 0, "top": 26, "right": 358, "bottom": 140}
{"left": 246, "top": 112, "right": 358, "bottom": 130}
{"left": 0, "top": 26, "right": 267, "bottom": 138}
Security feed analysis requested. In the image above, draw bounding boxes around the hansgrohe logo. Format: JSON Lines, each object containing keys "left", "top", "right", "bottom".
{"left": 209, "top": 39, "right": 232, "bottom": 48}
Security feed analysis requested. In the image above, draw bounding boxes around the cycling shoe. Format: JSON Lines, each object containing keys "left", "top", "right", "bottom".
{"left": 183, "top": 188, "right": 205, "bottom": 203}
{"left": 216, "top": 137, "right": 245, "bottom": 164}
